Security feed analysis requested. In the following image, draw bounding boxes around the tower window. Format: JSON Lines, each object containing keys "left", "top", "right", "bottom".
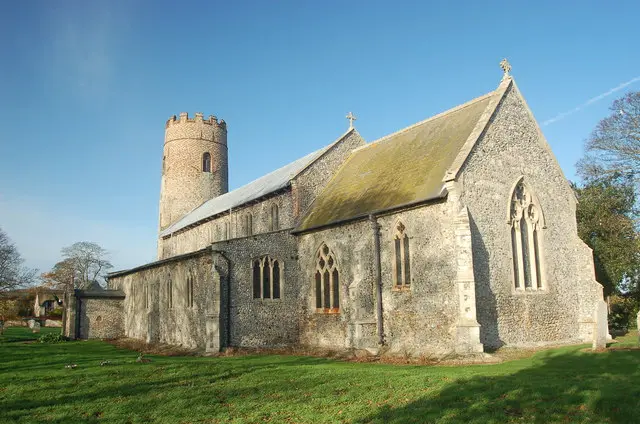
{"left": 202, "top": 152, "right": 211, "bottom": 173}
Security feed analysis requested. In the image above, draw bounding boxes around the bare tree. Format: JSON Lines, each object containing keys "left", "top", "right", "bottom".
{"left": 40, "top": 258, "right": 76, "bottom": 291}
{"left": 0, "top": 227, "right": 36, "bottom": 292}
{"left": 60, "top": 242, "right": 113, "bottom": 289}
{"left": 579, "top": 92, "right": 640, "bottom": 180}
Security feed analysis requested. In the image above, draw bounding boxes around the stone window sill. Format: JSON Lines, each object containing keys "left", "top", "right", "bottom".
{"left": 316, "top": 308, "right": 340, "bottom": 314}
{"left": 392, "top": 285, "right": 411, "bottom": 292}
{"left": 513, "top": 287, "right": 547, "bottom": 294}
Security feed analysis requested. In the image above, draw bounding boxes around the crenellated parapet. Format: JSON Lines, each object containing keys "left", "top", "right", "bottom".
{"left": 165, "top": 112, "right": 228, "bottom": 146}
{"left": 165, "top": 112, "right": 227, "bottom": 130}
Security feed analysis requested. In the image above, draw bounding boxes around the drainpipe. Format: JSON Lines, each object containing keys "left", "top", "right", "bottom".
{"left": 369, "top": 214, "right": 385, "bottom": 346}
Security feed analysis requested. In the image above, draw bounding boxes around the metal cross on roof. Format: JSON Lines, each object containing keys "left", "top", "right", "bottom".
{"left": 346, "top": 112, "right": 357, "bottom": 129}
{"left": 500, "top": 58, "right": 511, "bottom": 78}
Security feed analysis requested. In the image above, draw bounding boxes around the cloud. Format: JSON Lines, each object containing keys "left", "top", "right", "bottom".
{"left": 542, "top": 76, "right": 640, "bottom": 126}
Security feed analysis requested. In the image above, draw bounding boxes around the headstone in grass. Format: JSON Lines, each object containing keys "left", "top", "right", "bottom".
{"left": 32, "top": 321, "right": 41, "bottom": 333}
{"left": 28, "top": 319, "right": 36, "bottom": 329}
{"left": 592, "top": 299, "right": 608, "bottom": 350}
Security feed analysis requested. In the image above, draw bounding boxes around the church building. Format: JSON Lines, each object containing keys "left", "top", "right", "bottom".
{"left": 64, "top": 62, "right": 605, "bottom": 357}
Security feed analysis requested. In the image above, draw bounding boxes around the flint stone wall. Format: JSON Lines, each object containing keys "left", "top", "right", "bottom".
{"left": 291, "top": 130, "right": 366, "bottom": 219}
{"left": 108, "top": 249, "right": 224, "bottom": 350}
{"left": 77, "top": 296, "right": 124, "bottom": 339}
{"left": 297, "top": 202, "right": 460, "bottom": 356}
{"left": 458, "top": 84, "right": 602, "bottom": 348}
{"left": 211, "top": 230, "right": 299, "bottom": 347}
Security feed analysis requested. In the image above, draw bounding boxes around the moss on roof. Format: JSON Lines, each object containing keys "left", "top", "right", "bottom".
{"left": 297, "top": 92, "right": 497, "bottom": 231}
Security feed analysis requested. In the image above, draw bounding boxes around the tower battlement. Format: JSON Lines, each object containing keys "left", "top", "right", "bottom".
{"left": 165, "top": 112, "right": 227, "bottom": 130}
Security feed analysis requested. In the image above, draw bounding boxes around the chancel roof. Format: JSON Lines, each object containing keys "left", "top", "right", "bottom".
{"left": 160, "top": 130, "right": 354, "bottom": 237}
{"left": 296, "top": 87, "right": 504, "bottom": 232}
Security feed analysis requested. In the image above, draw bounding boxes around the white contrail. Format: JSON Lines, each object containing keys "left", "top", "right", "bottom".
{"left": 542, "top": 76, "right": 640, "bottom": 126}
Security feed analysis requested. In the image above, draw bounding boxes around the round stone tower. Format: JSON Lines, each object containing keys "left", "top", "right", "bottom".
{"left": 158, "top": 112, "right": 228, "bottom": 232}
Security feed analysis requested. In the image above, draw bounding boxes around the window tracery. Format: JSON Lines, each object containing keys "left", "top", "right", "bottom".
{"left": 314, "top": 243, "right": 340, "bottom": 313}
{"left": 509, "top": 179, "right": 545, "bottom": 290}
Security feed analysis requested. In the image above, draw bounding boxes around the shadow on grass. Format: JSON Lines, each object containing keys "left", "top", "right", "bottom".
{"left": 356, "top": 348, "right": 640, "bottom": 424}
{"left": 3, "top": 330, "right": 640, "bottom": 424}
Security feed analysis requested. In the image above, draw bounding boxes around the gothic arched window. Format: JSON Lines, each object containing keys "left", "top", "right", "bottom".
{"left": 202, "top": 152, "right": 211, "bottom": 173}
{"left": 393, "top": 222, "right": 411, "bottom": 288}
{"left": 509, "top": 179, "right": 545, "bottom": 290}
{"left": 252, "top": 256, "right": 282, "bottom": 299}
{"left": 315, "top": 243, "right": 340, "bottom": 313}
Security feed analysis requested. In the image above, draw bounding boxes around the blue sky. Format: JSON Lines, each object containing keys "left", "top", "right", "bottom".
{"left": 1, "top": 1, "right": 639, "bottom": 275}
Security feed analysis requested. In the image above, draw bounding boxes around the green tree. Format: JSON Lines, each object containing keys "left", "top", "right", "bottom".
{"left": 574, "top": 174, "right": 640, "bottom": 297}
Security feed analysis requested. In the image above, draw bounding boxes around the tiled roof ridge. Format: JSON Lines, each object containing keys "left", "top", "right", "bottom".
{"left": 351, "top": 90, "right": 496, "bottom": 154}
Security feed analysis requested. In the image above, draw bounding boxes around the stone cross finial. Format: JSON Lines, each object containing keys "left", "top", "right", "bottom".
{"left": 346, "top": 112, "right": 357, "bottom": 129}
{"left": 500, "top": 58, "right": 511, "bottom": 78}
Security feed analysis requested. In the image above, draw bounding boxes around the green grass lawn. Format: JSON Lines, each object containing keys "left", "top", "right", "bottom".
{"left": 1, "top": 327, "right": 639, "bottom": 424}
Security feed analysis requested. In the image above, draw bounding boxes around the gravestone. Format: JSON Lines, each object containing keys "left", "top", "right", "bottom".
{"left": 32, "top": 321, "right": 41, "bottom": 334}
{"left": 592, "top": 299, "right": 608, "bottom": 350}
{"left": 27, "top": 319, "right": 36, "bottom": 329}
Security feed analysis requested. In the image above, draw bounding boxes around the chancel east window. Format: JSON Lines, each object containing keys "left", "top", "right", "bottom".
{"left": 252, "top": 256, "right": 282, "bottom": 300}
{"left": 509, "top": 179, "right": 545, "bottom": 290}
{"left": 202, "top": 152, "right": 211, "bottom": 173}
{"left": 393, "top": 222, "right": 411, "bottom": 288}
{"left": 167, "top": 278, "right": 173, "bottom": 309}
{"left": 314, "top": 243, "right": 340, "bottom": 313}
